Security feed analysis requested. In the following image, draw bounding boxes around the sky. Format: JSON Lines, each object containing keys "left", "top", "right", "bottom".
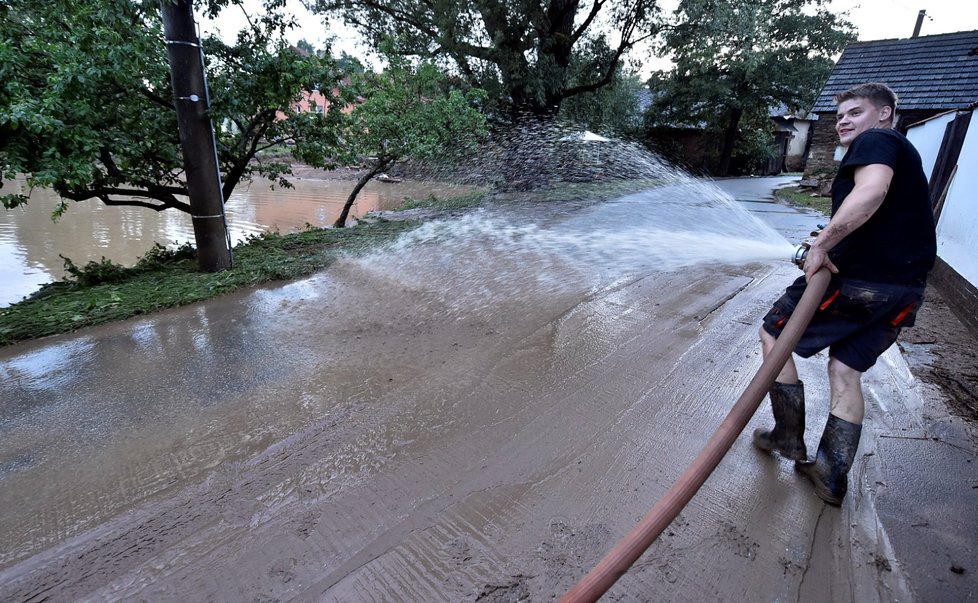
{"left": 828, "top": 0, "right": 978, "bottom": 41}
{"left": 201, "top": 0, "right": 978, "bottom": 73}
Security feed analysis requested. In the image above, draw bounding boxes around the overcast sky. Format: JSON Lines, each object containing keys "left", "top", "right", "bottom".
{"left": 201, "top": 0, "right": 978, "bottom": 73}
{"left": 830, "top": 0, "right": 977, "bottom": 41}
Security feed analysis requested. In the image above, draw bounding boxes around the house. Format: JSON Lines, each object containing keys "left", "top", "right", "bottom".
{"left": 805, "top": 30, "right": 978, "bottom": 335}
{"left": 770, "top": 107, "right": 813, "bottom": 173}
{"left": 804, "top": 30, "right": 978, "bottom": 181}
{"left": 906, "top": 103, "right": 978, "bottom": 337}
{"left": 643, "top": 94, "right": 813, "bottom": 176}
{"left": 278, "top": 45, "right": 359, "bottom": 119}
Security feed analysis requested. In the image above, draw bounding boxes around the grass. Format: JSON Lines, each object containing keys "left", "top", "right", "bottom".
{"left": 492, "top": 177, "right": 663, "bottom": 204}
{"left": 398, "top": 188, "right": 489, "bottom": 211}
{"left": 774, "top": 185, "right": 832, "bottom": 216}
{"left": 0, "top": 218, "right": 417, "bottom": 346}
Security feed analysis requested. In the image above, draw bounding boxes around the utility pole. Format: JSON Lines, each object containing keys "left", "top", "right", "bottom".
{"left": 160, "top": 0, "right": 232, "bottom": 272}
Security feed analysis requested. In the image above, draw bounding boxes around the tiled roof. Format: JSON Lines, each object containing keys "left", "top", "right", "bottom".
{"left": 811, "top": 30, "right": 978, "bottom": 113}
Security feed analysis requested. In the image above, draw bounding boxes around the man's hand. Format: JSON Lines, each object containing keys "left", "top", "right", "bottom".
{"left": 803, "top": 244, "right": 838, "bottom": 282}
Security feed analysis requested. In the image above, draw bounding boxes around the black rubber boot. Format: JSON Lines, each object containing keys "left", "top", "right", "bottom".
{"left": 752, "top": 381, "right": 807, "bottom": 461}
{"left": 795, "top": 414, "right": 862, "bottom": 506}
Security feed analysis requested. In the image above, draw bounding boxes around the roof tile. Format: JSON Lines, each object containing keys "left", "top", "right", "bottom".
{"left": 812, "top": 30, "right": 978, "bottom": 113}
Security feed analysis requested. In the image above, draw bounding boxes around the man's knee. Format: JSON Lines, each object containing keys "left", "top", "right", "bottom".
{"left": 759, "top": 325, "right": 775, "bottom": 352}
{"left": 828, "top": 356, "right": 862, "bottom": 385}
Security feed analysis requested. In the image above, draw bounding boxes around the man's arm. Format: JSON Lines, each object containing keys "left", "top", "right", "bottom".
{"left": 804, "top": 163, "right": 894, "bottom": 281}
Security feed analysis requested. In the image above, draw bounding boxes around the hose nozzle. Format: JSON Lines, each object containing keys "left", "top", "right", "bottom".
{"left": 791, "top": 245, "right": 808, "bottom": 267}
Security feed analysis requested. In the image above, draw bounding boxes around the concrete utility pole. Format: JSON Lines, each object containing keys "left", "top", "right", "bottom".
{"left": 160, "top": 0, "right": 232, "bottom": 272}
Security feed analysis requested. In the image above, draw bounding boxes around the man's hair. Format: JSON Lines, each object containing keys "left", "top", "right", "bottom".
{"left": 834, "top": 82, "right": 898, "bottom": 113}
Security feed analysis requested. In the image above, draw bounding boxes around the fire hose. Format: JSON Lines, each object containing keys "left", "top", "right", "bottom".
{"left": 560, "top": 259, "right": 831, "bottom": 603}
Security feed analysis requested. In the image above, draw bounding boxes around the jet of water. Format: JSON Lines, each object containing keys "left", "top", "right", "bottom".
{"left": 355, "top": 120, "right": 797, "bottom": 312}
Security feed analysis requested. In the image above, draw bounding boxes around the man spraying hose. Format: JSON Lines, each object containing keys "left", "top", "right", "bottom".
{"left": 754, "top": 82, "right": 937, "bottom": 505}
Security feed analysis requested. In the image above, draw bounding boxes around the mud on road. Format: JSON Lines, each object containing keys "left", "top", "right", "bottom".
{"left": 1, "top": 183, "right": 976, "bottom": 601}
{"left": 901, "top": 286, "right": 978, "bottom": 423}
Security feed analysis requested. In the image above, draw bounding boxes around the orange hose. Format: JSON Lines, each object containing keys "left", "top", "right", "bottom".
{"left": 560, "top": 268, "right": 832, "bottom": 602}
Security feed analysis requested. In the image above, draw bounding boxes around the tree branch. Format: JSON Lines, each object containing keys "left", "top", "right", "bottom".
{"left": 561, "top": 25, "right": 656, "bottom": 100}
{"left": 59, "top": 185, "right": 190, "bottom": 213}
{"left": 571, "top": 0, "right": 607, "bottom": 42}
{"left": 135, "top": 85, "right": 175, "bottom": 110}
{"left": 98, "top": 195, "right": 190, "bottom": 213}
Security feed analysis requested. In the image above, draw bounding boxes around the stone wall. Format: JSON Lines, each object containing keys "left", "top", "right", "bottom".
{"left": 802, "top": 114, "right": 839, "bottom": 180}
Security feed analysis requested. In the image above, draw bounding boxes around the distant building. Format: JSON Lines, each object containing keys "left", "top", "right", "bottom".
{"left": 278, "top": 45, "right": 358, "bottom": 120}
{"left": 769, "top": 106, "right": 813, "bottom": 174}
{"left": 805, "top": 30, "right": 978, "bottom": 181}
{"left": 642, "top": 88, "right": 815, "bottom": 176}
{"left": 291, "top": 88, "right": 329, "bottom": 115}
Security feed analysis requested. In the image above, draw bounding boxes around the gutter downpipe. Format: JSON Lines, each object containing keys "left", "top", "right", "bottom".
{"left": 560, "top": 267, "right": 832, "bottom": 603}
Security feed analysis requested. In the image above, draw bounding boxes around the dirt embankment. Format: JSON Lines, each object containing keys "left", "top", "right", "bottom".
{"left": 901, "top": 284, "right": 978, "bottom": 422}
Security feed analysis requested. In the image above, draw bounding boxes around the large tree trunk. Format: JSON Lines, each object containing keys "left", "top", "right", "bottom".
{"left": 716, "top": 106, "right": 743, "bottom": 177}
{"left": 333, "top": 160, "right": 391, "bottom": 228}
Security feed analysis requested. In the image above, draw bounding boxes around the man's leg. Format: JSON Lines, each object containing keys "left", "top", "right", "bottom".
{"left": 796, "top": 356, "right": 863, "bottom": 505}
{"left": 826, "top": 356, "right": 864, "bottom": 423}
{"left": 753, "top": 327, "right": 807, "bottom": 460}
{"left": 759, "top": 327, "right": 798, "bottom": 384}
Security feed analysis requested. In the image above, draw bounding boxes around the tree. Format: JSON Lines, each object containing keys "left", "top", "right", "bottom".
{"left": 332, "top": 51, "right": 488, "bottom": 227}
{"left": 646, "top": 0, "right": 855, "bottom": 175}
{"left": 1, "top": 0, "right": 348, "bottom": 219}
{"left": 558, "top": 44, "right": 647, "bottom": 138}
{"left": 304, "top": 0, "right": 663, "bottom": 117}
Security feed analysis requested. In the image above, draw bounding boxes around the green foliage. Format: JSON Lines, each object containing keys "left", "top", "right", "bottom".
{"left": 306, "top": 0, "right": 664, "bottom": 116}
{"left": 133, "top": 241, "right": 198, "bottom": 269}
{"left": 646, "top": 0, "right": 855, "bottom": 174}
{"left": 60, "top": 256, "right": 132, "bottom": 288}
{"left": 330, "top": 47, "right": 489, "bottom": 225}
{"left": 558, "top": 55, "right": 647, "bottom": 138}
{"left": 37, "top": 243, "right": 198, "bottom": 295}
{"left": 345, "top": 52, "right": 489, "bottom": 166}
{"left": 730, "top": 116, "right": 777, "bottom": 172}
{"left": 1, "top": 0, "right": 349, "bottom": 215}
{"left": 775, "top": 185, "right": 831, "bottom": 215}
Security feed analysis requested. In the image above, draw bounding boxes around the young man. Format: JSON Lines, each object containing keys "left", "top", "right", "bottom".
{"left": 753, "top": 82, "right": 937, "bottom": 505}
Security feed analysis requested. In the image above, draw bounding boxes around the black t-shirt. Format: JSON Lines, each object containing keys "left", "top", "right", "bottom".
{"left": 830, "top": 128, "right": 936, "bottom": 286}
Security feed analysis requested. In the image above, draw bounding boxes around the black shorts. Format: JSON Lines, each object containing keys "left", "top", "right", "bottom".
{"left": 762, "top": 276, "right": 925, "bottom": 372}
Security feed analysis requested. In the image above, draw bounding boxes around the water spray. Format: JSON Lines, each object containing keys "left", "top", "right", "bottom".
{"left": 560, "top": 266, "right": 831, "bottom": 603}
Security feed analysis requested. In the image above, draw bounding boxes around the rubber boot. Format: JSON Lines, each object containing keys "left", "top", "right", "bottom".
{"left": 752, "top": 381, "right": 807, "bottom": 461}
{"left": 795, "top": 414, "right": 862, "bottom": 506}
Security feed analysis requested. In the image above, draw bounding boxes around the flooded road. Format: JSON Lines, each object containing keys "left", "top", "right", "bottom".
{"left": 1, "top": 176, "right": 975, "bottom": 601}
{"left": 0, "top": 173, "right": 472, "bottom": 306}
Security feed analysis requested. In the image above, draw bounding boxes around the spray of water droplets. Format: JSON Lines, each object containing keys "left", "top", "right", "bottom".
{"left": 347, "top": 120, "right": 796, "bottom": 316}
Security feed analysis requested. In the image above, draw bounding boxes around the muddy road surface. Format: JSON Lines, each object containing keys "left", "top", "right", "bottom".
{"left": 1, "top": 177, "right": 975, "bottom": 601}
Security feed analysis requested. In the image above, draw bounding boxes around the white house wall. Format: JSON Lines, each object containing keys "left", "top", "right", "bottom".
{"left": 906, "top": 111, "right": 956, "bottom": 182}
{"left": 787, "top": 121, "right": 809, "bottom": 160}
{"left": 935, "top": 118, "right": 978, "bottom": 287}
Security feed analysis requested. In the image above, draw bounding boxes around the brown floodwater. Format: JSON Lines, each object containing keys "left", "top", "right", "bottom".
{"left": 0, "top": 174, "right": 473, "bottom": 307}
